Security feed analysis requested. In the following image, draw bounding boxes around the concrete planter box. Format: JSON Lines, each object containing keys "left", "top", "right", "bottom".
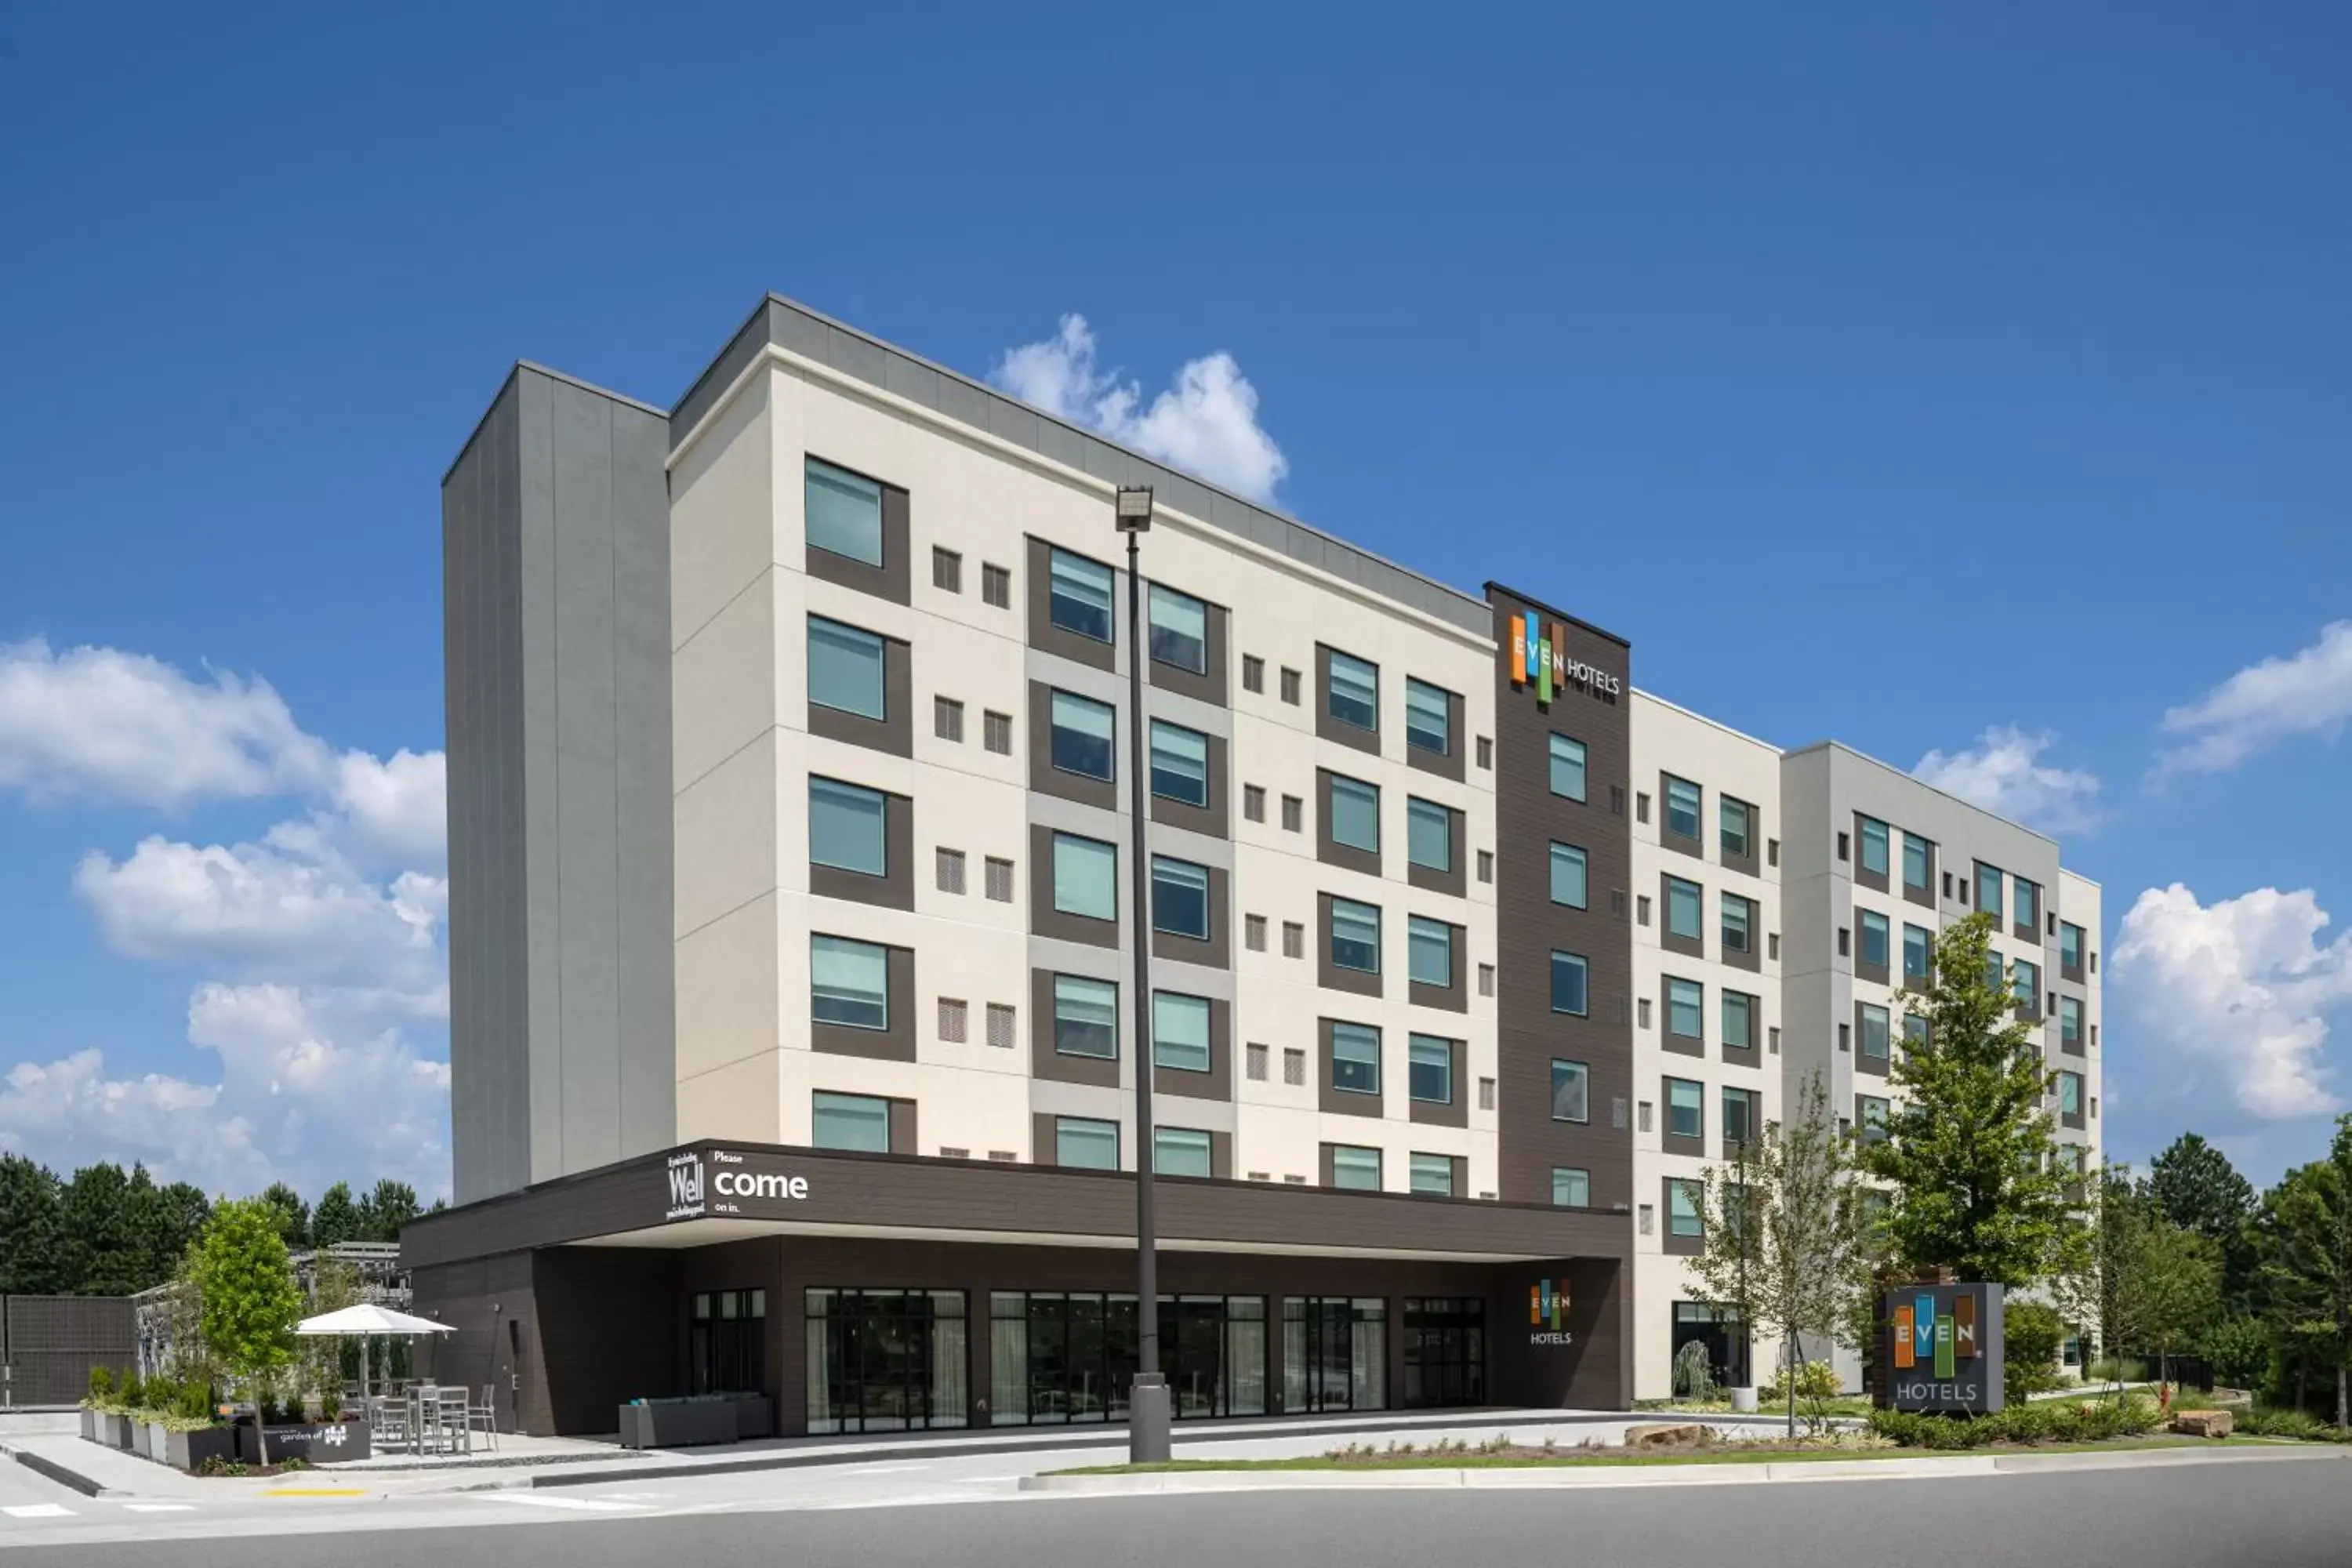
{"left": 96, "top": 1412, "right": 136, "bottom": 1449}
{"left": 143, "top": 1421, "right": 170, "bottom": 1461}
{"left": 619, "top": 1393, "right": 772, "bottom": 1450}
{"left": 78, "top": 1407, "right": 96, "bottom": 1441}
{"left": 235, "top": 1419, "right": 372, "bottom": 1466}
{"left": 163, "top": 1426, "right": 240, "bottom": 1471}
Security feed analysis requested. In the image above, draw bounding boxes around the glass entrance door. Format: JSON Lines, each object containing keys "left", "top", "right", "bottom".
{"left": 1402, "top": 1298, "right": 1485, "bottom": 1408}
{"left": 1282, "top": 1298, "right": 1387, "bottom": 1412}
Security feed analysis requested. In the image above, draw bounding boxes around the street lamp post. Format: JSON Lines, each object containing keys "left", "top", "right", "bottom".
{"left": 1114, "top": 484, "right": 1172, "bottom": 1464}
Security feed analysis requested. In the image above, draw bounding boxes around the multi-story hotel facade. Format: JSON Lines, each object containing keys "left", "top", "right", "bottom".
{"left": 407, "top": 295, "right": 2103, "bottom": 1434}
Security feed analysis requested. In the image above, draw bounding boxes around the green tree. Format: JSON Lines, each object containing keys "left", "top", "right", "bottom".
{"left": 0, "top": 1155, "right": 65, "bottom": 1294}
{"left": 1690, "top": 1073, "right": 1875, "bottom": 1436}
{"left": 311, "top": 1182, "right": 360, "bottom": 1247}
{"left": 145, "top": 1179, "right": 212, "bottom": 1290}
{"left": 1864, "top": 912, "right": 2074, "bottom": 1286}
{"left": 2117, "top": 1207, "right": 2223, "bottom": 1387}
{"left": 356, "top": 1179, "right": 419, "bottom": 1243}
{"left": 58, "top": 1163, "right": 142, "bottom": 1294}
{"left": 190, "top": 1200, "right": 303, "bottom": 1465}
{"left": 2252, "top": 1115, "right": 2352, "bottom": 1428}
{"left": 258, "top": 1182, "right": 311, "bottom": 1250}
{"left": 2149, "top": 1132, "right": 2257, "bottom": 1305}
{"left": 2002, "top": 1301, "right": 2067, "bottom": 1401}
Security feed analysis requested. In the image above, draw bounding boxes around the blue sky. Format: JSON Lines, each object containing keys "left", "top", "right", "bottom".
{"left": 2, "top": 3, "right": 2348, "bottom": 1198}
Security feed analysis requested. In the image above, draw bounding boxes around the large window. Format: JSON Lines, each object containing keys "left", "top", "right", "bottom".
{"left": 1722, "top": 1087, "right": 1757, "bottom": 1148}
{"left": 989, "top": 1292, "right": 1265, "bottom": 1425}
{"left": 1151, "top": 855, "right": 1211, "bottom": 939}
{"left": 1407, "top": 916, "right": 1454, "bottom": 988}
{"left": 1330, "top": 898, "right": 1381, "bottom": 974}
{"left": 1550, "top": 950, "right": 1589, "bottom": 1016}
{"left": 1053, "top": 975, "right": 1118, "bottom": 1059}
{"left": 1409, "top": 1153, "right": 1455, "bottom": 1196}
{"left": 1665, "top": 876, "right": 1703, "bottom": 942}
{"left": 1903, "top": 922, "right": 1933, "bottom": 982}
{"left": 808, "top": 616, "right": 885, "bottom": 719}
{"left": 1720, "top": 796, "right": 1754, "bottom": 859}
{"left": 1859, "top": 909, "right": 1890, "bottom": 969}
{"left": 1327, "top": 649, "right": 1379, "bottom": 731}
{"left": 1329, "top": 774, "right": 1380, "bottom": 853}
{"left": 1155, "top": 1127, "right": 1212, "bottom": 1178}
{"left": 1152, "top": 992, "right": 1212, "bottom": 1074}
{"left": 1903, "top": 833, "right": 1933, "bottom": 894}
{"left": 1052, "top": 832, "right": 1118, "bottom": 921}
{"left": 1666, "top": 976, "right": 1704, "bottom": 1040}
{"left": 1550, "top": 842, "right": 1589, "bottom": 908}
{"left": 1552, "top": 1168, "right": 1591, "bottom": 1207}
{"left": 1055, "top": 1116, "right": 1120, "bottom": 1170}
{"left": 2060, "top": 995, "right": 2083, "bottom": 1047}
{"left": 2061, "top": 921, "right": 2085, "bottom": 971}
{"left": 805, "top": 459, "right": 883, "bottom": 566}
{"left": 1049, "top": 690, "right": 1116, "bottom": 781}
{"left": 1409, "top": 1035, "right": 1454, "bottom": 1105}
{"left": 1330, "top": 1023, "right": 1381, "bottom": 1096}
{"left": 2015, "top": 959, "right": 2041, "bottom": 1007}
{"left": 1407, "top": 798, "right": 1453, "bottom": 873}
{"left": 1148, "top": 583, "right": 1207, "bottom": 673}
{"left": 1549, "top": 734, "right": 1587, "bottom": 802}
{"left": 812, "top": 1091, "right": 891, "bottom": 1152}
{"left": 1722, "top": 892, "right": 1754, "bottom": 956}
{"left": 1666, "top": 1077, "right": 1704, "bottom": 1140}
{"left": 1404, "top": 678, "right": 1451, "bottom": 756}
{"left": 1668, "top": 1179, "right": 1704, "bottom": 1238}
{"left": 2014, "top": 878, "right": 2040, "bottom": 931}
{"left": 1858, "top": 1096, "right": 1890, "bottom": 1143}
{"left": 1048, "top": 549, "right": 1114, "bottom": 642}
{"left": 691, "top": 1288, "right": 766, "bottom": 1396}
{"left": 806, "top": 1288, "right": 967, "bottom": 1433}
{"left": 1551, "top": 1058, "right": 1589, "bottom": 1123}
{"left": 2060, "top": 1072, "right": 2084, "bottom": 1116}
{"left": 1329, "top": 1145, "right": 1382, "bottom": 1190}
{"left": 1858, "top": 815, "right": 1889, "bottom": 877}
{"left": 1401, "top": 1298, "right": 1484, "bottom": 1409}
{"left": 1976, "top": 863, "right": 2004, "bottom": 923}
{"left": 811, "top": 935, "right": 888, "bottom": 1029}
{"left": 1283, "top": 1298, "right": 1386, "bottom": 1413}
{"left": 1722, "top": 989, "right": 1755, "bottom": 1051}
{"left": 1664, "top": 775, "right": 1701, "bottom": 840}
{"left": 1860, "top": 1002, "right": 1890, "bottom": 1063}
{"left": 809, "top": 777, "right": 887, "bottom": 877}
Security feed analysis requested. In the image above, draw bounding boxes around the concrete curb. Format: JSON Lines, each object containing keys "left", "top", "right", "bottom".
{"left": 1017, "top": 1443, "right": 2350, "bottom": 1495}
{"left": 0, "top": 1440, "right": 118, "bottom": 1498}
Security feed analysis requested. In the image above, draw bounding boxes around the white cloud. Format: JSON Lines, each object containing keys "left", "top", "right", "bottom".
{"left": 2111, "top": 883, "right": 2351, "bottom": 1121}
{"left": 2158, "top": 621, "right": 2352, "bottom": 775}
{"left": 0, "top": 638, "right": 334, "bottom": 809}
{"left": 991, "top": 314, "right": 1290, "bottom": 503}
{"left": 1912, "top": 726, "right": 2103, "bottom": 837}
{"left": 328, "top": 748, "right": 447, "bottom": 866}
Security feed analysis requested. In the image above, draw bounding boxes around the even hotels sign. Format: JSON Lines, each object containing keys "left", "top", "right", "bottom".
{"left": 1508, "top": 613, "right": 1622, "bottom": 704}
{"left": 1883, "top": 1282, "right": 2006, "bottom": 1414}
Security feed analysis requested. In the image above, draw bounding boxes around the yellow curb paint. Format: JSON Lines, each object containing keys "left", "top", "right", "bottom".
{"left": 263, "top": 1488, "right": 367, "bottom": 1498}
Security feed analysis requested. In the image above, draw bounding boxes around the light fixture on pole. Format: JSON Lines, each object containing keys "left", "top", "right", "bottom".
{"left": 1113, "top": 484, "right": 1172, "bottom": 1465}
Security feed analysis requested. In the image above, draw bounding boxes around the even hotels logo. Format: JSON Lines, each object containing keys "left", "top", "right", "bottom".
{"left": 1893, "top": 1290, "right": 1977, "bottom": 1380}
{"left": 1528, "top": 1278, "right": 1574, "bottom": 1344}
{"left": 1507, "top": 613, "right": 1623, "bottom": 704}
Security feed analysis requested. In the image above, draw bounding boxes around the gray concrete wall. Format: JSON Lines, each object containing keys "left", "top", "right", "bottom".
{"left": 444, "top": 365, "right": 676, "bottom": 1202}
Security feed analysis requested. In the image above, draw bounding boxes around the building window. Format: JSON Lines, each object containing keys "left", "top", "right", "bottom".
{"left": 1668, "top": 1179, "right": 1704, "bottom": 1238}
{"left": 1976, "top": 862, "right": 2004, "bottom": 924}
{"left": 1053, "top": 975, "right": 1118, "bottom": 1059}
{"left": 982, "top": 561, "right": 1011, "bottom": 608}
{"left": 1245, "top": 913, "right": 1267, "bottom": 952}
{"left": 1549, "top": 735, "right": 1588, "bottom": 802}
{"left": 811, "top": 935, "right": 888, "bottom": 1029}
{"left": 812, "top": 1091, "right": 892, "bottom": 1152}
{"left": 1476, "top": 735, "right": 1494, "bottom": 770}
{"left": 1719, "top": 797, "right": 1754, "bottom": 859}
{"left": 691, "top": 1288, "right": 767, "bottom": 1396}
{"left": 1859, "top": 909, "right": 1889, "bottom": 969}
{"left": 1903, "top": 832, "right": 1932, "bottom": 894}
{"left": 1858, "top": 1096, "right": 1890, "bottom": 1143}
{"left": 1282, "top": 920, "right": 1305, "bottom": 959}
{"left": 1858, "top": 815, "right": 1889, "bottom": 878}
{"left": 984, "top": 710, "right": 1012, "bottom": 754}
{"left": 1722, "top": 892, "right": 1754, "bottom": 956}
{"left": 1407, "top": 797, "right": 1454, "bottom": 873}
{"left": 1904, "top": 1013, "right": 1929, "bottom": 1047}
{"left": 1860, "top": 1002, "right": 1890, "bottom": 1062}
{"left": 2061, "top": 921, "right": 2085, "bottom": 971}
{"left": 1551, "top": 1058, "right": 1590, "bottom": 1123}
{"left": 1279, "top": 666, "right": 1301, "bottom": 705}
{"left": 1666, "top": 976, "right": 1704, "bottom": 1041}
{"left": 1550, "top": 950, "right": 1590, "bottom": 1016}
{"left": 938, "top": 997, "right": 969, "bottom": 1042}
{"left": 935, "top": 695, "right": 965, "bottom": 742}
{"left": 1051, "top": 832, "right": 1118, "bottom": 921}
{"left": 1148, "top": 583, "right": 1209, "bottom": 673}
{"left": 805, "top": 459, "right": 883, "bottom": 567}
{"left": 1048, "top": 690, "right": 1115, "bottom": 781}
{"left": 1055, "top": 1116, "right": 1120, "bottom": 1170}
{"left": 985, "top": 856, "right": 1014, "bottom": 902}
{"left": 1327, "top": 648, "right": 1379, "bottom": 731}
{"left": 1047, "top": 548, "right": 1115, "bottom": 642}
{"left": 1283, "top": 1046, "right": 1307, "bottom": 1084}
{"left": 1722, "top": 1087, "right": 1756, "bottom": 1148}
{"left": 936, "top": 847, "right": 966, "bottom": 894}
{"left": 1281, "top": 794, "right": 1304, "bottom": 832}
{"left": 1156, "top": 1127, "right": 1213, "bottom": 1178}
{"left": 1549, "top": 842, "right": 1589, "bottom": 909}
{"left": 1408, "top": 1035, "right": 1454, "bottom": 1105}
{"left": 932, "top": 546, "right": 962, "bottom": 592}
{"left": 1330, "top": 1023, "right": 1381, "bottom": 1096}
{"left": 1330, "top": 898, "right": 1382, "bottom": 974}
{"left": 1903, "top": 922, "right": 1932, "bottom": 982}
{"left": 1244, "top": 784, "right": 1266, "bottom": 823}
{"left": 1153, "top": 992, "right": 1213, "bottom": 1073}
{"left": 1664, "top": 775, "right": 1701, "bottom": 840}
{"left": 1151, "top": 855, "right": 1211, "bottom": 940}
{"left": 808, "top": 616, "right": 885, "bottom": 719}
{"left": 1665, "top": 1077, "right": 1704, "bottom": 1141}
{"left": 1242, "top": 654, "right": 1265, "bottom": 694}
{"left": 1407, "top": 916, "right": 1454, "bottom": 988}
{"left": 1477, "top": 850, "right": 1494, "bottom": 884}
{"left": 2015, "top": 878, "right": 2040, "bottom": 932}
{"left": 1478, "top": 963, "right": 1495, "bottom": 996}
{"left": 2059, "top": 1071, "right": 2083, "bottom": 1116}
{"left": 1665, "top": 876, "right": 1703, "bottom": 942}
{"left": 1329, "top": 1145, "right": 1381, "bottom": 1191}
{"left": 989, "top": 1291, "right": 1265, "bottom": 1425}
{"left": 1552, "top": 1167, "right": 1591, "bottom": 1207}
{"left": 1247, "top": 1042, "right": 1269, "bottom": 1080}
{"left": 1404, "top": 678, "right": 1451, "bottom": 756}
{"left": 1149, "top": 720, "right": 1211, "bottom": 807}
{"left": 809, "top": 777, "right": 887, "bottom": 877}
{"left": 1329, "top": 773, "right": 1380, "bottom": 853}
{"left": 987, "top": 1004, "right": 1015, "bottom": 1048}
{"left": 2014, "top": 958, "right": 2041, "bottom": 1007}
{"left": 1722, "top": 989, "right": 1755, "bottom": 1051}
{"left": 1408, "top": 1153, "right": 1455, "bottom": 1196}
{"left": 2060, "top": 994, "right": 2082, "bottom": 1046}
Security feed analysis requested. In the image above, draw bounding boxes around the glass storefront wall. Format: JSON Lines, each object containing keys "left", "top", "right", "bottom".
{"left": 691, "top": 1288, "right": 767, "bottom": 1395}
{"left": 1282, "top": 1297, "right": 1387, "bottom": 1412}
{"left": 1401, "top": 1297, "right": 1484, "bottom": 1408}
{"left": 1671, "top": 1300, "right": 1748, "bottom": 1390}
{"left": 805, "top": 1289, "right": 970, "bottom": 1432}
{"left": 989, "top": 1294, "right": 1267, "bottom": 1424}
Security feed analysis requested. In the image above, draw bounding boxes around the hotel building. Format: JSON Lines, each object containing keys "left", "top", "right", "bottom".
{"left": 407, "top": 295, "right": 2102, "bottom": 1433}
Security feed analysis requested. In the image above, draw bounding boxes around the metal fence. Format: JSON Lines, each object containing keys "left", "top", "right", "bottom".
{"left": 2, "top": 1294, "right": 136, "bottom": 1407}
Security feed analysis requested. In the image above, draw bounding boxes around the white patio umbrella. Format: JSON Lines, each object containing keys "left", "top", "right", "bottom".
{"left": 295, "top": 1303, "right": 456, "bottom": 1399}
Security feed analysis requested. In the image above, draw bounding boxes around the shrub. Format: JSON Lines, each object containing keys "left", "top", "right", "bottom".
{"left": 1759, "top": 1359, "right": 1843, "bottom": 1403}
{"left": 121, "top": 1373, "right": 148, "bottom": 1412}
{"left": 2202, "top": 1317, "right": 2270, "bottom": 1392}
{"left": 87, "top": 1366, "right": 115, "bottom": 1403}
{"left": 319, "top": 1388, "right": 343, "bottom": 1421}
{"left": 1671, "top": 1340, "right": 1717, "bottom": 1401}
{"left": 2002, "top": 1302, "right": 2067, "bottom": 1402}
{"left": 2241, "top": 1406, "right": 2327, "bottom": 1440}
{"left": 1868, "top": 1394, "right": 2159, "bottom": 1449}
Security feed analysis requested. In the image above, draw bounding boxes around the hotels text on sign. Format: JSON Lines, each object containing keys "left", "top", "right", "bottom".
{"left": 1508, "top": 614, "right": 1623, "bottom": 704}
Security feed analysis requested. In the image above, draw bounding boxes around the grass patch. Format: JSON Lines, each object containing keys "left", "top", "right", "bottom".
{"left": 1049, "top": 1435, "right": 2241, "bottom": 1477}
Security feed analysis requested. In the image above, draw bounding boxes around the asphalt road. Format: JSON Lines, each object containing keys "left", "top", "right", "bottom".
{"left": 24, "top": 1454, "right": 2352, "bottom": 1568}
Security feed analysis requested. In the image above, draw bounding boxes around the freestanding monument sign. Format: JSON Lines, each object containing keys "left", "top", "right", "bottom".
{"left": 1881, "top": 1282, "right": 2005, "bottom": 1414}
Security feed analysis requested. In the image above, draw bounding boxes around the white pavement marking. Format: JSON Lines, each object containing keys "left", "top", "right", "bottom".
{"left": 1, "top": 1505, "right": 74, "bottom": 1519}
{"left": 468, "top": 1493, "right": 648, "bottom": 1512}
{"left": 120, "top": 1504, "right": 196, "bottom": 1513}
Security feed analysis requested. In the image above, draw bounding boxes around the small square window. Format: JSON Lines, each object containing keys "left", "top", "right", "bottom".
{"left": 1282, "top": 920, "right": 1305, "bottom": 959}
{"left": 1638, "top": 996, "right": 1652, "bottom": 1029}
{"left": 1478, "top": 1076, "right": 1496, "bottom": 1110}
{"left": 982, "top": 561, "right": 1011, "bottom": 608}
{"left": 1243, "top": 655, "right": 1265, "bottom": 694}
{"left": 1246, "top": 1042, "right": 1269, "bottom": 1080}
{"left": 1478, "top": 963, "right": 1495, "bottom": 997}
{"left": 932, "top": 546, "right": 962, "bottom": 593}
{"left": 1639, "top": 1204, "right": 1654, "bottom": 1236}
{"left": 938, "top": 997, "right": 968, "bottom": 1041}
{"left": 1475, "top": 736, "right": 1494, "bottom": 770}
{"left": 983, "top": 710, "right": 1013, "bottom": 755}
{"left": 1768, "top": 931, "right": 1780, "bottom": 960}
{"left": 1279, "top": 666, "right": 1301, "bottom": 705}
{"left": 985, "top": 1003, "right": 1016, "bottom": 1048}
{"left": 1283, "top": 1046, "right": 1306, "bottom": 1086}
{"left": 1635, "top": 792, "right": 1650, "bottom": 824}
{"left": 1477, "top": 849, "right": 1494, "bottom": 884}
{"left": 1244, "top": 784, "right": 1266, "bottom": 822}
{"left": 1637, "top": 1101, "right": 1653, "bottom": 1133}
{"left": 1281, "top": 794, "right": 1303, "bottom": 833}
{"left": 984, "top": 856, "right": 1014, "bottom": 903}
{"left": 1767, "top": 838, "right": 1780, "bottom": 867}
{"left": 1837, "top": 830, "right": 1850, "bottom": 861}
{"left": 1245, "top": 913, "right": 1268, "bottom": 952}
{"left": 935, "top": 696, "right": 964, "bottom": 742}
{"left": 935, "top": 848, "right": 966, "bottom": 894}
